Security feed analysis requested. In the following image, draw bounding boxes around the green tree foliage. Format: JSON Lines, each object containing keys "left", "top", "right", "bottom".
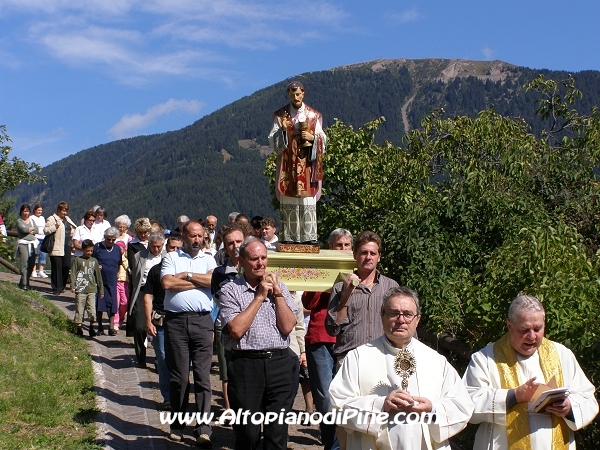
{"left": 284, "top": 76, "right": 600, "bottom": 445}
{"left": 0, "top": 126, "right": 43, "bottom": 199}
{"left": 0, "top": 126, "right": 44, "bottom": 259}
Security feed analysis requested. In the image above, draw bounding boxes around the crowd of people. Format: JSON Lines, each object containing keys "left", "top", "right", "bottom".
{"left": 9, "top": 201, "right": 599, "bottom": 450}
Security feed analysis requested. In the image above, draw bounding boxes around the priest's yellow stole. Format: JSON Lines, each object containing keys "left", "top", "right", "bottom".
{"left": 493, "top": 333, "right": 569, "bottom": 450}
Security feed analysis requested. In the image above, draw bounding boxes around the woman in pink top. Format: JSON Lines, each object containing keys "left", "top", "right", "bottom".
{"left": 113, "top": 240, "right": 129, "bottom": 331}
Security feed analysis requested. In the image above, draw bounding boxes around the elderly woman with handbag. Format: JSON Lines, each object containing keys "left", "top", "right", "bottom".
{"left": 44, "top": 201, "right": 77, "bottom": 295}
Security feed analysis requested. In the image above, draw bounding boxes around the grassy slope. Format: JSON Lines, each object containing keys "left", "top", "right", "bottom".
{"left": 0, "top": 282, "right": 99, "bottom": 449}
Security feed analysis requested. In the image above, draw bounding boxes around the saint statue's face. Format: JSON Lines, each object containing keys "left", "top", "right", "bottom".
{"left": 381, "top": 295, "right": 421, "bottom": 347}
{"left": 507, "top": 309, "right": 545, "bottom": 357}
{"left": 288, "top": 87, "right": 304, "bottom": 109}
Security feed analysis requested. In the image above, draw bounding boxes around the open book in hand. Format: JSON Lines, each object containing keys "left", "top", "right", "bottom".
{"left": 528, "top": 376, "right": 570, "bottom": 413}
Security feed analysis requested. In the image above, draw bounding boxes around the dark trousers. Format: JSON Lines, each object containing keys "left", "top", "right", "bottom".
{"left": 50, "top": 252, "right": 71, "bottom": 293}
{"left": 228, "top": 349, "right": 296, "bottom": 450}
{"left": 165, "top": 311, "right": 213, "bottom": 437}
{"left": 127, "top": 298, "right": 147, "bottom": 365}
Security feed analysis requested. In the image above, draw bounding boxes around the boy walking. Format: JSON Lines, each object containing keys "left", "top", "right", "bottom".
{"left": 70, "top": 239, "right": 103, "bottom": 337}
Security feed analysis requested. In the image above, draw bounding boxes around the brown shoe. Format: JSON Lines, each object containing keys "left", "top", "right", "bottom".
{"left": 196, "top": 434, "right": 212, "bottom": 448}
{"left": 169, "top": 429, "right": 183, "bottom": 442}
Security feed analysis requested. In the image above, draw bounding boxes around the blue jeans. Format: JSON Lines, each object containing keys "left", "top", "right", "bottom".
{"left": 36, "top": 238, "right": 47, "bottom": 265}
{"left": 306, "top": 342, "right": 336, "bottom": 450}
{"left": 152, "top": 326, "right": 170, "bottom": 402}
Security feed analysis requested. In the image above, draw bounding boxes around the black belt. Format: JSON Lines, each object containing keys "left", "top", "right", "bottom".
{"left": 230, "top": 349, "right": 288, "bottom": 359}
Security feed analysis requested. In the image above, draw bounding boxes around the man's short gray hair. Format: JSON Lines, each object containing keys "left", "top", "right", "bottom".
{"left": 508, "top": 295, "right": 545, "bottom": 321}
{"left": 177, "top": 215, "right": 190, "bottom": 224}
{"left": 328, "top": 228, "right": 353, "bottom": 247}
{"left": 148, "top": 231, "right": 165, "bottom": 245}
{"left": 380, "top": 286, "right": 421, "bottom": 316}
{"left": 228, "top": 211, "right": 240, "bottom": 222}
{"left": 239, "top": 236, "right": 266, "bottom": 258}
{"left": 104, "top": 227, "right": 119, "bottom": 239}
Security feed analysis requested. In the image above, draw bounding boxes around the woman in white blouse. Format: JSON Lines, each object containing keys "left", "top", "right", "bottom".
{"left": 30, "top": 203, "right": 48, "bottom": 278}
{"left": 73, "top": 210, "right": 97, "bottom": 257}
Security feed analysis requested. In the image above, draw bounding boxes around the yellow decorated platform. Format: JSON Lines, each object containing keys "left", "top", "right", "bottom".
{"left": 266, "top": 249, "right": 356, "bottom": 292}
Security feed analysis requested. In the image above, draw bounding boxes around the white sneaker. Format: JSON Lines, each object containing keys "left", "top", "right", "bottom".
{"left": 39, "top": 271, "right": 48, "bottom": 278}
{"left": 31, "top": 272, "right": 39, "bottom": 278}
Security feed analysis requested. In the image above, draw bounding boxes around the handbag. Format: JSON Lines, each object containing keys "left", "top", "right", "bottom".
{"left": 40, "top": 233, "right": 55, "bottom": 253}
{"left": 151, "top": 310, "right": 165, "bottom": 327}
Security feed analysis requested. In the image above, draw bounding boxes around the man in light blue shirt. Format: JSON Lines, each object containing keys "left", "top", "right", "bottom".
{"left": 161, "top": 220, "right": 217, "bottom": 447}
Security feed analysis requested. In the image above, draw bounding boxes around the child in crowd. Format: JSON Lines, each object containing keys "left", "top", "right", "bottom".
{"left": 70, "top": 239, "right": 103, "bottom": 337}
{"left": 260, "top": 217, "right": 279, "bottom": 250}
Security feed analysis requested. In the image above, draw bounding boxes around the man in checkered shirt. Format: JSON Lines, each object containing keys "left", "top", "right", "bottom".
{"left": 219, "top": 236, "right": 298, "bottom": 450}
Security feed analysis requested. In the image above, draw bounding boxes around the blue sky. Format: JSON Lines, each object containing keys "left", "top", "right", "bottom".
{"left": 1, "top": 0, "right": 599, "bottom": 167}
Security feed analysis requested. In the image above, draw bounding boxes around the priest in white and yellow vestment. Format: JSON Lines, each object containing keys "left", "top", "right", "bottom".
{"left": 329, "top": 287, "right": 474, "bottom": 450}
{"left": 463, "top": 295, "right": 598, "bottom": 450}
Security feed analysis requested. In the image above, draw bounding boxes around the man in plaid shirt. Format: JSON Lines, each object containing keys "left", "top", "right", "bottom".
{"left": 219, "top": 236, "right": 298, "bottom": 450}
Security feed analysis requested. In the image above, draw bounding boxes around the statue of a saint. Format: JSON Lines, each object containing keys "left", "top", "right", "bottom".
{"left": 268, "top": 81, "right": 326, "bottom": 244}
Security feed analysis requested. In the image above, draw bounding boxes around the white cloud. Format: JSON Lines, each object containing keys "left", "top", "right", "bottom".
{"left": 3, "top": 0, "right": 349, "bottom": 84}
{"left": 153, "top": 21, "right": 326, "bottom": 51}
{"left": 107, "top": 99, "right": 203, "bottom": 139}
{"left": 142, "top": 0, "right": 346, "bottom": 24}
{"left": 0, "top": 0, "right": 137, "bottom": 16}
{"left": 142, "top": 0, "right": 272, "bottom": 22}
{"left": 13, "top": 127, "right": 68, "bottom": 150}
{"left": 30, "top": 20, "right": 229, "bottom": 83}
{"left": 391, "top": 7, "right": 421, "bottom": 23}
{"left": 481, "top": 46, "right": 495, "bottom": 60}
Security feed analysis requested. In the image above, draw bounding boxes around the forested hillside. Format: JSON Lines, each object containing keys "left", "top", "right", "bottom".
{"left": 13, "top": 58, "right": 600, "bottom": 225}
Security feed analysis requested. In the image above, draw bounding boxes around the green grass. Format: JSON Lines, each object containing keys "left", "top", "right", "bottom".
{"left": 0, "top": 282, "right": 101, "bottom": 449}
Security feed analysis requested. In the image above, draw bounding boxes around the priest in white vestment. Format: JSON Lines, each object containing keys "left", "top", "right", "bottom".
{"left": 463, "top": 295, "right": 598, "bottom": 450}
{"left": 329, "top": 286, "right": 474, "bottom": 450}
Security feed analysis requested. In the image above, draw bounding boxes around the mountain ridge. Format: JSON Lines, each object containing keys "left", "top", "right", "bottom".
{"left": 12, "top": 58, "right": 600, "bottom": 227}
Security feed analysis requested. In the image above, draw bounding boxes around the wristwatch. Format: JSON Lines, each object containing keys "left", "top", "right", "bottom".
{"left": 187, "top": 272, "right": 193, "bottom": 281}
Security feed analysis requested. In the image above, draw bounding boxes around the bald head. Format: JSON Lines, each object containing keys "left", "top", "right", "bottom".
{"left": 205, "top": 215, "right": 217, "bottom": 232}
